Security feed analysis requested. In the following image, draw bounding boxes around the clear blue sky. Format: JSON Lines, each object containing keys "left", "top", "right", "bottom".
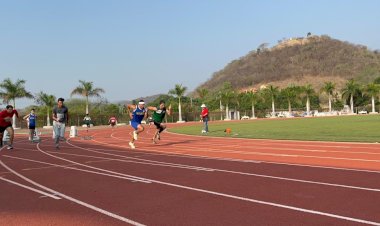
{"left": 1, "top": 0, "right": 379, "bottom": 108}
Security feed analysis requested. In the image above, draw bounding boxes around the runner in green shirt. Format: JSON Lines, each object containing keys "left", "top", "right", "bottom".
{"left": 148, "top": 100, "right": 172, "bottom": 144}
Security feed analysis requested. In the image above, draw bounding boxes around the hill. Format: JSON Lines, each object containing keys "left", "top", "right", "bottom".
{"left": 197, "top": 35, "right": 380, "bottom": 92}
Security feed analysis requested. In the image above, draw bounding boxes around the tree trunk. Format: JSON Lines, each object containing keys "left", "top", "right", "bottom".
{"left": 178, "top": 97, "right": 182, "bottom": 122}
{"left": 271, "top": 96, "right": 275, "bottom": 117}
{"left": 12, "top": 99, "right": 16, "bottom": 128}
{"left": 328, "top": 94, "right": 332, "bottom": 112}
{"left": 46, "top": 108, "right": 51, "bottom": 126}
{"left": 350, "top": 95, "right": 354, "bottom": 113}
{"left": 372, "top": 95, "right": 376, "bottom": 113}
{"left": 306, "top": 97, "right": 310, "bottom": 116}
{"left": 288, "top": 99, "right": 292, "bottom": 114}
{"left": 220, "top": 99, "right": 223, "bottom": 120}
{"left": 225, "top": 103, "right": 229, "bottom": 119}
{"left": 86, "top": 95, "right": 89, "bottom": 114}
{"left": 251, "top": 101, "right": 255, "bottom": 118}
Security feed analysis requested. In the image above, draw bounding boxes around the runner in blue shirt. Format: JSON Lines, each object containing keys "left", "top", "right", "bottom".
{"left": 23, "top": 108, "right": 37, "bottom": 142}
{"left": 126, "top": 100, "right": 147, "bottom": 149}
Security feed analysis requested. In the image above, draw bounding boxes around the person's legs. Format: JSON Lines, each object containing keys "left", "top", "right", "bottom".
{"left": 53, "top": 122, "right": 61, "bottom": 148}
{"left": 204, "top": 118, "right": 209, "bottom": 132}
{"left": 60, "top": 124, "right": 66, "bottom": 140}
{"left": 6, "top": 126, "right": 14, "bottom": 149}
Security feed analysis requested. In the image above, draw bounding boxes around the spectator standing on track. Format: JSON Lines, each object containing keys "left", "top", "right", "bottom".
{"left": 23, "top": 108, "right": 37, "bottom": 142}
{"left": 0, "top": 105, "right": 19, "bottom": 149}
{"left": 147, "top": 100, "right": 172, "bottom": 144}
{"left": 126, "top": 100, "right": 147, "bottom": 149}
{"left": 52, "top": 98, "right": 69, "bottom": 150}
{"left": 200, "top": 104, "right": 209, "bottom": 134}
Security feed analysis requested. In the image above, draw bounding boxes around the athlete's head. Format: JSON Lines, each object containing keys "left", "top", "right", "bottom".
{"left": 138, "top": 100, "right": 145, "bottom": 109}
{"left": 6, "top": 105, "right": 13, "bottom": 113}
{"left": 31, "top": 108, "right": 35, "bottom": 114}
{"left": 57, "top": 98, "right": 64, "bottom": 107}
{"left": 159, "top": 100, "right": 165, "bottom": 109}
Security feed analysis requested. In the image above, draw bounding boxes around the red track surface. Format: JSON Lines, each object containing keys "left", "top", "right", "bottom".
{"left": 1, "top": 124, "right": 380, "bottom": 225}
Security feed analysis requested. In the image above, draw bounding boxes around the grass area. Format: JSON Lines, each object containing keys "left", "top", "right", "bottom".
{"left": 169, "top": 115, "right": 380, "bottom": 143}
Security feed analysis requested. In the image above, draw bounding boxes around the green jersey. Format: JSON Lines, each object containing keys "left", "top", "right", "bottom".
{"left": 152, "top": 107, "right": 167, "bottom": 123}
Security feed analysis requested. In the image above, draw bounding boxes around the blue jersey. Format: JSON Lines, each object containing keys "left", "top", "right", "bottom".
{"left": 29, "top": 114, "right": 36, "bottom": 127}
{"left": 131, "top": 106, "right": 146, "bottom": 123}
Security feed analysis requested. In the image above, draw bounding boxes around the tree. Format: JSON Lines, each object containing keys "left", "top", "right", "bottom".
{"left": 70, "top": 80, "right": 105, "bottom": 114}
{"left": 264, "top": 85, "right": 279, "bottom": 117}
{"left": 35, "top": 92, "right": 56, "bottom": 126}
{"left": 363, "top": 83, "right": 380, "bottom": 113}
{"left": 169, "top": 84, "right": 187, "bottom": 122}
{"left": 0, "top": 78, "right": 33, "bottom": 107}
{"left": 301, "top": 84, "right": 315, "bottom": 116}
{"left": 245, "top": 90, "right": 258, "bottom": 118}
{"left": 196, "top": 88, "right": 209, "bottom": 103}
{"left": 341, "top": 79, "right": 361, "bottom": 113}
{"left": 320, "top": 82, "right": 336, "bottom": 112}
{"left": 0, "top": 78, "right": 33, "bottom": 127}
{"left": 221, "top": 82, "right": 235, "bottom": 120}
{"left": 282, "top": 85, "right": 298, "bottom": 114}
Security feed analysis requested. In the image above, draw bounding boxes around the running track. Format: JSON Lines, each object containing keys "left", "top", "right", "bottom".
{"left": 1, "top": 124, "right": 380, "bottom": 225}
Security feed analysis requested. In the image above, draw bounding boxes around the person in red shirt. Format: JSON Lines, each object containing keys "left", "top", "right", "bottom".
{"left": 200, "top": 104, "right": 209, "bottom": 134}
{"left": 0, "top": 105, "right": 19, "bottom": 149}
{"left": 108, "top": 116, "right": 117, "bottom": 128}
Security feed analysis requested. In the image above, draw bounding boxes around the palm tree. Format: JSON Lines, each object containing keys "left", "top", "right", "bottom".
{"left": 282, "top": 85, "right": 297, "bottom": 114}
{"left": 0, "top": 78, "right": 33, "bottom": 127}
{"left": 363, "top": 83, "right": 379, "bottom": 113}
{"left": 0, "top": 78, "right": 33, "bottom": 107}
{"left": 196, "top": 88, "right": 208, "bottom": 103}
{"left": 71, "top": 80, "right": 105, "bottom": 114}
{"left": 245, "top": 90, "right": 258, "bottom": 118}
{"left": 35, "top": 92, "right": 56, "bottom": 126}
{"left": 341, "top": 79, "right": 361, "bottom": 113}
{"left": 169, "top": 84, "right": 187, "bottom": 122}
{"left": 221, "top": 82, "right": 235, "bottom": 120}
{"left": 264, "top": 85, "right": 279, "bottom": 117}
{"left": 302, "top": 84, "right": 314, "bottom": 116}
{"left": 320, "top": 82, "right": 336, "bottom": 112}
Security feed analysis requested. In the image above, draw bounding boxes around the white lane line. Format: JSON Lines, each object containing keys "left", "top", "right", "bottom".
{"left": 54, "top": 144, "right": 380, "bottom": 192}
{"left": 35, "top": 146, "right": 380, "bottom": 225}
{"left": 0, "top": 176, "right": 61, "bottom": 200}
{"left": 2, "top": 155, "right": 150, "bottom": 184}
{"left": 84, "top": 139, "right": 380, "bottom": 174}
{"left": 0, "top": 160, "right": 145, "bottom": 226}
{"left": 103, "top": 131, "right": 380, "bottom": 173}
{"left": 65, "top": 141, "right": 215, "bottom": 172}
{"left": 36, "top": 143, "right": 151, "bottom": 183}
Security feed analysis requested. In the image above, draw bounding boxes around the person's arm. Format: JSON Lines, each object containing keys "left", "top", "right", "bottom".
{"left": 147, "top": 106, "right": 157, "bottom": 111}
{"left": 14, "top": 110, "right": 19, "bottom": 118}
{"left": 126, "top": 104, "right": 135, "bottom": 119}
{"left": 167, "top": 105, "right": 172, "bottom": 116}
{"left": 65, "top": 109, "right": 69, "bottom": 126}
{"left": 23, "top": 114, "right": 30, "bottom": 120}
{"left": 52, "top": 108, "right": 57, "bottom": 122}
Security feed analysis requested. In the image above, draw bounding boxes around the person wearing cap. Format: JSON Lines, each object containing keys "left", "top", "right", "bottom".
{"left": 0, "top": 105, "right": 19, "bottom": 149}
{"left": 200, "top": 104, "right": 209, "bottom": 134}
{"left": 126, "top": 100, "right": 147, "bottom": 149}
{"left": 23, "top": 108, "right": 37, "bottom": 142}
{"left": 52, "top": 98, "right": 69, "bottom": 150}
{"left": 147, "top": 100, "right": 172, "bottom": 144}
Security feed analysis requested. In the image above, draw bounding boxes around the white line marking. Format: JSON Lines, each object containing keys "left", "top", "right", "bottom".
{"left": 59, "top": 143, "right": 380, "bottom": 192}
{"left": 0, "top": 176, "right": 61, "bottom": 200}
{"left": 0, "top": 160, "right": 145, "bottom": 226}
{"left": 3, "top": 155, "right": 150, "bottom": 184}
